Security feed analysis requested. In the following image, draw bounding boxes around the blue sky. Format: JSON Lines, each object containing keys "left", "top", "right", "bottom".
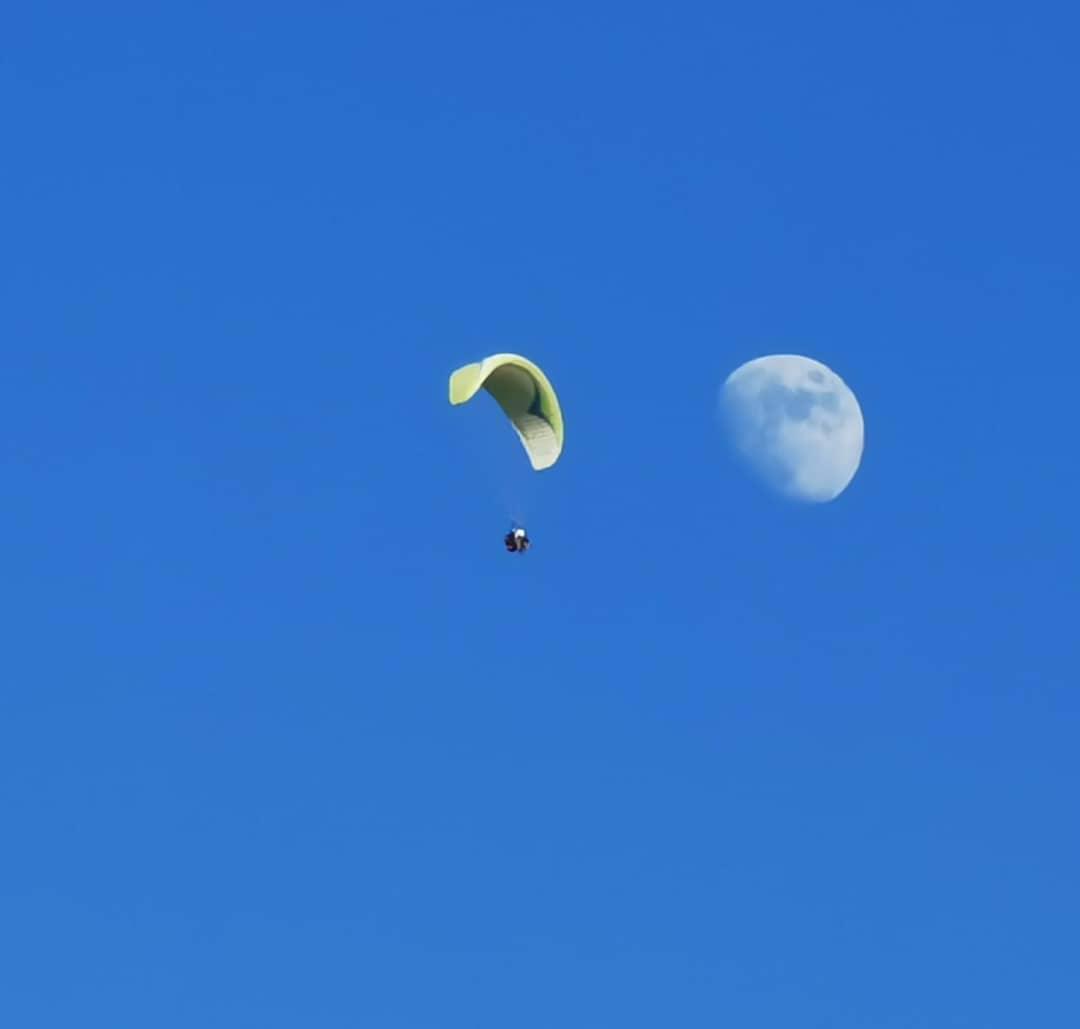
{"left": 2, "top": 3, "right": 1078, "bottom": 1026}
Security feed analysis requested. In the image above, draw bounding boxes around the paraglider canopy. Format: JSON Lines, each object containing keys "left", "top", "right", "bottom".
{"left": 448, "top": 353, "right": 564, "bottom": 470}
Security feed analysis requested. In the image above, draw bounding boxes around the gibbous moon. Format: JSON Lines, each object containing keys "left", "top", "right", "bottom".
{"left": 720, "top": 354, "right": 865, "bottom": 502}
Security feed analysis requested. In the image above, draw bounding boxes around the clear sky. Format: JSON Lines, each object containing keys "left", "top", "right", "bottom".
{"left": 3, "top": 3, "right": 1078, "bottom": 1026}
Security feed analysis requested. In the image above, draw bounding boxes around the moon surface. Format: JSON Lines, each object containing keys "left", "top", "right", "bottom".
{"left": 720, "top": 354, "right": 865, "bottom": 502}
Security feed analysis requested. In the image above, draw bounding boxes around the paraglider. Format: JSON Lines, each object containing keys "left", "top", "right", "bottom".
{"left": 449, "top": 352, "right": 563, "bottom": 553}
{"left": 504, "top": 525, "right": 531, "bottom": 553}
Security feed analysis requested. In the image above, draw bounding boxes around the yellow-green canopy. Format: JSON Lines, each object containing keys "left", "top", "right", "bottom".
{"left": 449, "top": 353, "right": 564, "bottom": 470}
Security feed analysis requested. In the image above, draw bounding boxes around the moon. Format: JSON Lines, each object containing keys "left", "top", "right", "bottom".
{"left": 720, "top": 354, "right": 865, "bottom": 502}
